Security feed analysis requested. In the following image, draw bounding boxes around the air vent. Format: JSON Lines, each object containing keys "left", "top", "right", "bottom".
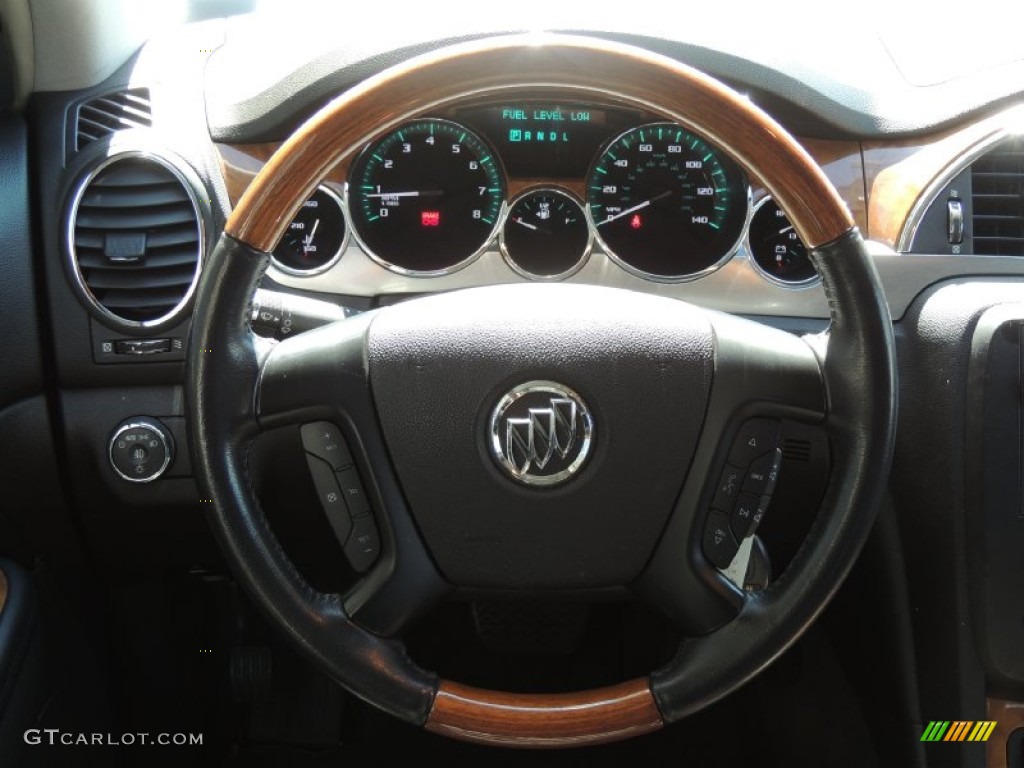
{"left": 76, "top": 88, "right": 152, "bottom": 151}
{"left": 68, "top": 153, "right": 203, "bottom": 328}
{"left": 971, "top": 137, "right": 1024, "bottom": 256}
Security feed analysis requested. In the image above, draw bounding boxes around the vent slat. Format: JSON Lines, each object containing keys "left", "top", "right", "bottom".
{"left": 971, "top": 137, "right": 1024, "bottom": 257}
{"left": 74, "top": 225, "right": 198, "bottom": 251}
{"left": 77, "top": 114, "right": 126, "bottom": 133}
{"left": 145, "top": 225, "right": 201, "bottom": 248}
{"left": 69, "top": 156, "right": 201, "bottom": 325}
{"left": 75, "top": 203, "right": 197, "bottom": 230}
{"left": 90, "top": 164, "right": 179, "bottom": 188}
{"left": 76, "top": 247, "right": 199, "bottom": 271}
{"left": 99, "top": 290, "right": 182, "bottom": 310}
{"left": 75, "top": 87, "right": 152, "bottom": 151}
{"left": 81, "top": 182, "right": 189, "bottom": 208}
{"left": 87, "top": 98, "right": 152, "bottom": 124}
{"left": 971, "top": 172, "right": 1024, "bottom": 179}
{"left": 83, "top": 267, "right": 196, "bottom": 290}
{"left": 78, "top": 109, "right": 147, "bottom": 132}
{"left": 975, "top": 235, "right": 1024, "bottom": 244}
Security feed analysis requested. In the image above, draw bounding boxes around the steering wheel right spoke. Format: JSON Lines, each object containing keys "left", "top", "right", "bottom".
{"left": 634, "top": 311, "right": 827, "bottom": 635}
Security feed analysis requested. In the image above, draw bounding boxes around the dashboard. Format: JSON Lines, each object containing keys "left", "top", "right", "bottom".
{"left": 5, "top": 5, "right": 1024, "bottom": 762}
{"left": 217, "top": 98, "right": 1024, "bottom": 324}
{"left": 29, "top": 21, "right": 1024, "bottom": 567}
{"left": 220, "top": 97, "right": 837, "bottom": 317}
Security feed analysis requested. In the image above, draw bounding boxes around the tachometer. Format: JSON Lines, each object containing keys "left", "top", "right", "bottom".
{"left": 349, "top": 119, "right": 505, "bottom": 275}
{"left": 587, "top": 123, "right": 749, "bottom": 280}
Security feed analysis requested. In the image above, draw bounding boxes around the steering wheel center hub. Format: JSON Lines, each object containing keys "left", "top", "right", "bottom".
{"left": 367, "top": 283, "right": 714, "bottom": 589}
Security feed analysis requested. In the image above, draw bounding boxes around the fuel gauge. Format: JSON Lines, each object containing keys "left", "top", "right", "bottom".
{"left": 747, "top": 197, "right": 818, "bottom": 286}
{"left": 500, "top": 189, "right": 590, "bottom": 279}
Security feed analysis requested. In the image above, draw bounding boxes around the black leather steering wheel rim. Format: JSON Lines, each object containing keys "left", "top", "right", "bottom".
{"left": 186, "top": 34, "right": 897, "bottom": 747}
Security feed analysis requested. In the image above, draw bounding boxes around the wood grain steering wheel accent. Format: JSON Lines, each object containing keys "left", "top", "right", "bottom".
{"left": 197, "top": 35, "right": 886, "bottom": 748}
{"left": 426, "top": 679, "right": 663, "bottom": 747}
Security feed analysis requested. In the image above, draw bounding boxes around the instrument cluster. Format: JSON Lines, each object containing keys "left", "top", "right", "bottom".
{"left": 271, "top": 101, "right": 817, "bottom": 287}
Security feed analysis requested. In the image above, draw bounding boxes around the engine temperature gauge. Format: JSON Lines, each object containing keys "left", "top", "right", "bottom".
{"left": 271, "top": 186, "right": 348, "bottom": 275}
{"left": 500, "top": 189, "right": 590, "bottom": 279}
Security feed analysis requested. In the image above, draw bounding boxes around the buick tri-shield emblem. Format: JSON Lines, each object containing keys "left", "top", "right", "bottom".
{"left": 489, "top": 381, "right": 594, "bottom": 486}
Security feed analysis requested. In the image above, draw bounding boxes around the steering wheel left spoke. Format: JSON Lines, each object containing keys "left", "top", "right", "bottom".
{"left": 256, "top": 307, "right": 450, "bottom": 636}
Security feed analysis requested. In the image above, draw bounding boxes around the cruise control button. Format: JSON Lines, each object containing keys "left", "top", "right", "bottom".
{"left": 337, "top": 467, "right": 371, "bottom": 518}
{"left": 712, "top": 464, "right": 744, "bottom": 512}
{"left": 300, "top": 421, "right": 354, "bottom": 471}
{"left": 703, "top": 510, "right": 738, "bottom": 569}
{"left": 345, "top": 516, "right": 381, "bottom": 573}
{"left": 305, "top": 454, "right": 353, "bottom": 545}
{"left": 728, "top": 418, "right": 781, "bottom": 468}
{"left": 742, "top": 448, "right": 783, "bottom": 495}
{"left": 730, "top": 492, "right": 759, "bottom": 541}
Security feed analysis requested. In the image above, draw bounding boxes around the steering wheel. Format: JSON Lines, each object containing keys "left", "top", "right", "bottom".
{"left": 187, "top": 35, "right": 896, "bottom": 747}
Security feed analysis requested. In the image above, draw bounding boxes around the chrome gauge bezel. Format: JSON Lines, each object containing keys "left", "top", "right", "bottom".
{"left": 346, "top": 118, "right": 508, "bottom": 278}
{"left": 499, "top": 187, "right": 592, "bottom": 281}
{"left": 745, "top": 195, "right": 821, "bottom": 290}
{"left": 584, "top": 121, "right": 752, "bottom": 284}
{"left": 270, "top": 184, "right": 349, "bottom": 277}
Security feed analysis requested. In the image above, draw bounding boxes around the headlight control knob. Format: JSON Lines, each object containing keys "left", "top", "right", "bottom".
{"left": 109, "top": 418, "right": 174, "bottom": 483}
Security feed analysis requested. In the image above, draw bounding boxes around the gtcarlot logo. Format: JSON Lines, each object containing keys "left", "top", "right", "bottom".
{"left": 25, "top": 729, "right": 203, "bottom": 747}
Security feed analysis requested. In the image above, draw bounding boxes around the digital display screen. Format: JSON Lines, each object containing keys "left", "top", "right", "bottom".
{"left": 457, "top": 103, "right": 639, "bottom": 178}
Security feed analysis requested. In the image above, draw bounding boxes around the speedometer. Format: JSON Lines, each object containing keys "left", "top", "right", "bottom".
{"left": 587, "top": 123, "right": 749, "bottom": 280}
{"left": 349, "top": 119, "right": 505, "bottom": 275}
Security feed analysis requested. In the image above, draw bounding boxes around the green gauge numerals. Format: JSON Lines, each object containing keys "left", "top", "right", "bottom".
{"left": 587, "top": 123, "right": 749, "bottom": 280}
{"left": 350, "top": 119, "right": 505, "bottom": 274}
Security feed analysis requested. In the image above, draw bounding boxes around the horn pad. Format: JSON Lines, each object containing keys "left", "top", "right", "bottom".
{"left": 368, "top": 283, "right": 714, "bottom": 589}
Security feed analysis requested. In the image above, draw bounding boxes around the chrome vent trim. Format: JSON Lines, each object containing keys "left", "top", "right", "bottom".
{"left": 896, "top": 109, "right": 1024, "bottom": 254}
{"left": 66, "top": 151, "right": 205, "bottom": 330}
{"left": 76, "top": 88, "right": 153, "bottom": 151}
